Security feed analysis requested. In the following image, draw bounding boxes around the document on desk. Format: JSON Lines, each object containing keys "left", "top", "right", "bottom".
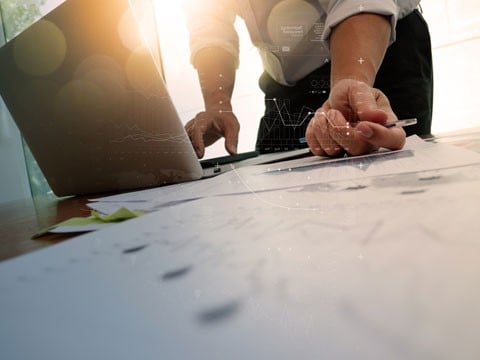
{"left": 89, "top": 135, "right": 480, "bottom": 214}
{"left": 1, "top": 151, "right": 480, "bottom": 359}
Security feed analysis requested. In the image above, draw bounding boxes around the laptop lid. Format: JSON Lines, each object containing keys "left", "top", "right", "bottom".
{"left": 0, "top": 0, "right": 203, "bottom": 196}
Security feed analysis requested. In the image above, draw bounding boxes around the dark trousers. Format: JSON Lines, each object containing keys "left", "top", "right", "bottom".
{"left": 255, "top": 9, "right": 433, "bottom": 153}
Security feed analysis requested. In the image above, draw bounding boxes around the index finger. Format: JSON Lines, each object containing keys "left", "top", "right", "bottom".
{"left": 348, "top": 82, "right": 390, "bottom": 124}
{"left": 221, "top": 114, "right": 240, "bottom": 155}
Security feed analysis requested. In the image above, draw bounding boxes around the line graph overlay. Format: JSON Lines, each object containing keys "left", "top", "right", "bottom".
{"left": 257, "top": 98, "right": 315, "bottom": 151}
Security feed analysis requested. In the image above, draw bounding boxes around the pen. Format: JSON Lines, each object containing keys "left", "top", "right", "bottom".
{"left": 384, "top": 118, "right": 417, "bottom": 128}
{"left": 298, "top": 118, "right": 418, "bottom": 143}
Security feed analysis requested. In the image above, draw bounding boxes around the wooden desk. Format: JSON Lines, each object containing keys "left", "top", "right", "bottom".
{"left": 0, "top": 196, "right": 91, "bottom": 261}
{"left": 1, "top": 128, "right": 479, "bottom": 262}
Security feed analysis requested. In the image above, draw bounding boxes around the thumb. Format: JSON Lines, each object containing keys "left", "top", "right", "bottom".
{"left": 355, "top": 121, "right": 406, "bottom": 150}
{"left": 359, "top": 108, "right": 388, "bottom": 125}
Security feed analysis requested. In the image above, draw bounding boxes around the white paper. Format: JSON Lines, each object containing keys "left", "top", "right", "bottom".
{"left": 89, "top": 136, "right": 480, "bottom": 211}
{"left": 2, "top": 137, "right": 480, "bottom": 359}
{"left": 49, "top": 223, "right": 113, "bottom": 233}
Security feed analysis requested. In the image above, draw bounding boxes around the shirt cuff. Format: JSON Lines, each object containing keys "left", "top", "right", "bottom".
{"left": 323, "top": 0, "right": 400, "bottom": 45}
{"left": 190, "top": 40, "right": 240, "bottom": 69}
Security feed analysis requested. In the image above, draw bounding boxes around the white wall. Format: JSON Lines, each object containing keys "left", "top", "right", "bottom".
{"left": 421, "top": 0, "right": 480, "bottom": 133}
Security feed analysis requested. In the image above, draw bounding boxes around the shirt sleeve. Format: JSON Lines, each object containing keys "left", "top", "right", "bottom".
{"left": 322, "top": 0, "right": 420, "bottom": 44}
{"left": 182, "top": 0, "right": 240, "bottom": 68}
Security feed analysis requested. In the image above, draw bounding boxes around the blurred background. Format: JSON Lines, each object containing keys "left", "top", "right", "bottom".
{"left": 0, "top": 0, "right": 479, "bottom": 203}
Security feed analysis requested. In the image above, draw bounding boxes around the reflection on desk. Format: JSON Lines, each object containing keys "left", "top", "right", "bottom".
{"left": 0, "top": 196, "right": 91, "bottom": 261}
{"left": 1, "top": 132, "right": 480, "bottom": 360}
{"left": 429, "top": 126, "right": 480, "bottom": 152}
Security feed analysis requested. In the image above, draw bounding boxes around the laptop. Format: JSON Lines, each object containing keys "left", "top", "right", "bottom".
{"left": 0, "top": 0, "right": 208, "bottom": 196}
{"left": 0, "top": 0, "right": 311, "bottom": 196}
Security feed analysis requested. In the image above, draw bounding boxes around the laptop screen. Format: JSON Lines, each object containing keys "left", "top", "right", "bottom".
{"left": 0, "top": 0, "right": 203, "bottom": 196}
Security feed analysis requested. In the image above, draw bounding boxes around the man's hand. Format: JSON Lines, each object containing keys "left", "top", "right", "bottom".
{"left": 186, "top": 47, "right": 238, "bottom": 158}
{"left": 185, "top": 109, "right": 239, "bottom": 158}
{"left": 305, "top": 79, "right": 406, "bottom": 156}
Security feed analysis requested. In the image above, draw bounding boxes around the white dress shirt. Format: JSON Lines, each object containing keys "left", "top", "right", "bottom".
{"left": 183, "top": 0, "right": 421, "bottom": 85}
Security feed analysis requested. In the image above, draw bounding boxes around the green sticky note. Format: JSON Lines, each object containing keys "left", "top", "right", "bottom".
{"left": 91, "top": 207, "right": 144, "bottom": 222}
{"left": 33, "top": 207, "right": 144, "bottom": 238}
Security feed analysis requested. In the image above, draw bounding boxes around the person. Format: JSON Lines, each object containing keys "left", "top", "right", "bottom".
{"left": 182, "top": 0, "right": 433, "bottom": 158}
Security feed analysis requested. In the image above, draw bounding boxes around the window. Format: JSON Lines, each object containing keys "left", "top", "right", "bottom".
{"left": 0, "top": 0, "right": 64, "bottom": 202}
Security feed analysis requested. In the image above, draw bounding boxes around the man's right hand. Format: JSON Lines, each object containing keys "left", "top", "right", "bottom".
{"left": 185, "top": 109, "right": 240, "bottom": 158}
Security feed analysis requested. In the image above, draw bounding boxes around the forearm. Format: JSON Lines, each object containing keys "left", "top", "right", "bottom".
{"left": 193, "top": 47, "right": 237, "bottom": 112}
{"left": 330, "top": 13, "right": 391, "bottom": 87}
